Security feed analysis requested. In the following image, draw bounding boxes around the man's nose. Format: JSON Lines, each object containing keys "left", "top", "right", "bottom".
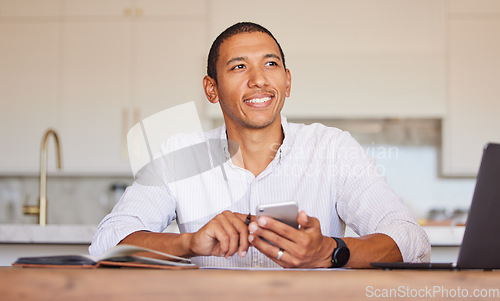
{"left": 247, "top": 67, "right": 267, "bottom": 88}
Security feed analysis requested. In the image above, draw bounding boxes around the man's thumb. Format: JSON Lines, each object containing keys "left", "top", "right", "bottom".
{"left": 298, "top": 210, "right": 317, "bottom": 229}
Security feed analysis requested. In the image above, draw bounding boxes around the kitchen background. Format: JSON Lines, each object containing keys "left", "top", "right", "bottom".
{"left": 0, "top": 0, "right": 499, "bottom": 228}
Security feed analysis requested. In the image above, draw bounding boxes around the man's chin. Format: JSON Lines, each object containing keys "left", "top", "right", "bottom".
{"left": 243, "top": 115, "right": 280, "bottom": 130}
{"left": 221, "top": 109, "right": 282, "bottom": 131}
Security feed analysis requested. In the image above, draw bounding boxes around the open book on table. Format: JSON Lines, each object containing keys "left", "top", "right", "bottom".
{"left": 12, "top": 244, "right": 198, "bottom": 269}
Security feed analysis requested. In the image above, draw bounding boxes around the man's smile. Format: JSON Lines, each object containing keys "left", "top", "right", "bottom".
{"left": 244, "top": 96, "right": 272, "bottom": 104}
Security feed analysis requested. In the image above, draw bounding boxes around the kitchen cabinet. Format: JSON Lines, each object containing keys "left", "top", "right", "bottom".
{"left": 61, "top": 2, "right": 207, "bottom": 173}
{"left": 61, "top": 18, "right": 206, "bottom": 173}
{"left": 60, "top": 19, "right": 132, "bottom": 173}
{"left": 206, "top": 0, "right": 447, "bottom": 119}
{"left": 442, "top": 0, "right": 500, "bottom": 176}
{"left": 0, "top": 0, "right": 61, "bottom": 17}
{"left": 5, "top": 0, "right": 499, "bottom": 176}
{"left": 447, "top": 0, "right": 500, "bottom": 15}
{"left": 0, "top": 19, "right": 61, "bottom": 173}
{"left": 59, "top": 0, "right": 133, "bottom": 173}
{"left": 0, "top": 0, "right": 207, "bottom": 174}
{"left": 63, "top": 0, "right": 207, "bottom": 18}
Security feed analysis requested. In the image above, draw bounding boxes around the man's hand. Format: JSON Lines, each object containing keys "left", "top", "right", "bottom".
{"left": 187, "top": 211, "right": 252, "bottom": 259}
{"left": 248, "top": 210, "right": 334, "bottom": 268}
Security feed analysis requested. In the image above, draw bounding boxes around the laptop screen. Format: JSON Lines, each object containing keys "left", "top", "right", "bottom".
{"left": 457, "top": 143, "right": 500, "bottom": 269}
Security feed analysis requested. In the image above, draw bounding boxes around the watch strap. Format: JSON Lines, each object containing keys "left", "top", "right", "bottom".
{"left": 330, "top": 237, "right": 350, "bottom": 268}
{"left": 332, "top": 237, "right": 347, "bottom": 249}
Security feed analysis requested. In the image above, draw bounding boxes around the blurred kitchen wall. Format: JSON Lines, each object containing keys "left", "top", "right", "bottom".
{"left": 1, "top": 0, "right": 499, "bottom": 224}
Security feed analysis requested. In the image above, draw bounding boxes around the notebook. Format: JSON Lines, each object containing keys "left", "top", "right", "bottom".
{"left": 372, "top": 142, "right": 500, "bottom": 270}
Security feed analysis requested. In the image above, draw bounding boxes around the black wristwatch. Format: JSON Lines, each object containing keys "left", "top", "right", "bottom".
{"left": 330, "top": 237, "right": 350, "bottom": 268}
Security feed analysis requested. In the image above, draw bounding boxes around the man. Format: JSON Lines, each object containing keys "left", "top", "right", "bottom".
{"left": 90, "top": 22, "right": 430, "bottom": 268}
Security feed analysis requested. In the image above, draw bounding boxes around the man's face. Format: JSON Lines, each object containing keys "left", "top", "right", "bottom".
{"left": 207, "top": 32, "right": 291, "bottom": 130}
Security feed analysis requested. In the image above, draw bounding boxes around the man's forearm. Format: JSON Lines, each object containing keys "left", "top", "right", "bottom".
{"left": 119, "top": 211, "right": 251, "bottom": 260}
{"left": 119, "top": 230, "right": 195, "bottom": 258}
{"left": 342, "top": 233, "right": 402, "bottom": 268}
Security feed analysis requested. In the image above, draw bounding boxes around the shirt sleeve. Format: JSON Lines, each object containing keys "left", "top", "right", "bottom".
{"left": 334, "top": 133, "right": 431, "bottom": 262}
{"left": 89, "top": 172, "right": 177, "bottom": 256}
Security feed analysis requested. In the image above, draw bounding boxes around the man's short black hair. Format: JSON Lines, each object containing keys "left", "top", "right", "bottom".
{"left": 207, "top": 22, "right": 286, "bottom": 83}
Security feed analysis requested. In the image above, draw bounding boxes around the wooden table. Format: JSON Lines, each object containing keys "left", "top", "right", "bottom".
{"left": 1, "top": 267, "right": 499, "bottom": 300}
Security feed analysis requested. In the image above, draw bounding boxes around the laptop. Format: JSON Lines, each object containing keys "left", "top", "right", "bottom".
{"left": 372, "top": 142, "right": 500, "bottom": 270}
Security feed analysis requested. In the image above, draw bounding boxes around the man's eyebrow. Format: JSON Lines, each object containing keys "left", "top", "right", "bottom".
{"left": 226, "top": 57, "right": 247, "bottom": 66}
{"left": 225, "top": 54, "right": 282, "bottom": 66}
{"left": 264, "top": 53, "right": 281, "bottom": 61}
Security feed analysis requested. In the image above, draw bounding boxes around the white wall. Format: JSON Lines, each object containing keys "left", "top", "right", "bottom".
{"left": 1, "top": 0, "right": 498, "bottom": 224}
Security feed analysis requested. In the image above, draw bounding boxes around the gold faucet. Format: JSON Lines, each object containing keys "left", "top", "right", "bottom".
{"left": 23, "top": 129, "right": 62, "bottom": 226}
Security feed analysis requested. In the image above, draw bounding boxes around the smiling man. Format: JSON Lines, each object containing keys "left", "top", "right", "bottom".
{"left": 203, "top": 28, "right": 291, "bottom": 177}
{"left": 90, "top": 22, "right": 430, "bottom": 268}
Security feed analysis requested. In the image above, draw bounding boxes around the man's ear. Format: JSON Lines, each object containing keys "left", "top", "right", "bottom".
{"left": 203, "top": 76, "right": 219, "bottom": 104}
{"left": 285, "top": 68, "right": 292, "bottom": 98}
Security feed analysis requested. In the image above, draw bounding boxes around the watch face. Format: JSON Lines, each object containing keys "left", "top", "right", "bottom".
{"left": 333, "top": 247, "right": 350, "bottom": 267}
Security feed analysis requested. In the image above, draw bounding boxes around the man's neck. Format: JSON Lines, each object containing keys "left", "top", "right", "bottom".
{"left": 225, "top": 118, "right": 284, "bottom": 177}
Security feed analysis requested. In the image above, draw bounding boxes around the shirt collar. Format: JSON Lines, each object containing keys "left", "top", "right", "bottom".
{"left": 218, "top": 114, "right": 293, "bottom": 164}
{"left": 279, "top": 115, "right": 292, "bottom": 160}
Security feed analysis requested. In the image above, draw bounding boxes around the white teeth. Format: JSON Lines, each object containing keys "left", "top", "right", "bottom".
{"left": 245, "top": 97, "right": 271, "bottom": 104}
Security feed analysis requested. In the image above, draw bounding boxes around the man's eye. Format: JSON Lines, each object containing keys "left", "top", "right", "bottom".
{"left": 265, "top": 61, "right": 278, "bottom": 67}
{"left": 232, "top": 64, "right": 245, "bottom": 70}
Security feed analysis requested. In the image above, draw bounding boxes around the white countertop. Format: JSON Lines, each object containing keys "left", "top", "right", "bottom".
{"left": 0, "top": 224, "right": 464, "bottom": 246}
{"left": 0, "top": 224, "right": 96, "bottom": 244}
{"left": 423, "top": 225, "right": 465, "bottom": 246}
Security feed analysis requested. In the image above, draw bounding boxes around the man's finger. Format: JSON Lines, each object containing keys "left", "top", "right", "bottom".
{"left": 217, "top": 213, "right": 243, "bottom": 258}
{"left": 255, "top": 216, "right": 301, "bottom": 244}
{"left": 248, "top": 220, "right": 294, "bottom": 251}
{"left": 297, "top": 211, "right": 321, "bottom": 230}
{"left": 226, "top": 212, "right": 252, "bottom": 257}
{"left": 233, "top": 217, "right": 250, "bottom": 257}
{"left": 204, "top": 221, "right": 230, "bottom": 257}
{"left": 233, "top": 212, "right": 256, "bottom": 224}
{"left": 220, "top": 211, "right": 252, "bottom": 258}
{"left": 248, "top": 233, "right": 295, "bottom": 268}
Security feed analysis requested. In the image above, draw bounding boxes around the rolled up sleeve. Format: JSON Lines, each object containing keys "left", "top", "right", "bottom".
{"left": 335, "top": 134, "right": 431, "bottom": 262}
{"left": 89, "top": 180, "right": 177, "bottom": 256}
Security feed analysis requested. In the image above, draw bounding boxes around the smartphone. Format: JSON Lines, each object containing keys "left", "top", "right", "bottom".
{"left": 256, "top": 201, "right": 299, "bottom": 229}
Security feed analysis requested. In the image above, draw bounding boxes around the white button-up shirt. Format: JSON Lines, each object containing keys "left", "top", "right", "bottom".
{"left": 90, "top": 116, "right": 430, "bottom": 267}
